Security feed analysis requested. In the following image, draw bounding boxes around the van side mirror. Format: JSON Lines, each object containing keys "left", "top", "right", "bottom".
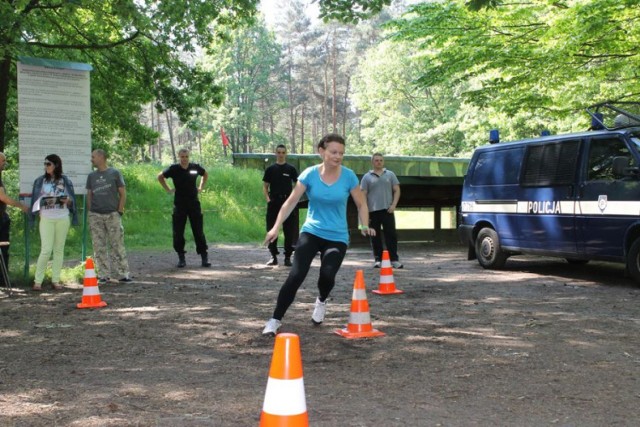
{"left": 612, "top": 156, "right": 639, "bottom": 178}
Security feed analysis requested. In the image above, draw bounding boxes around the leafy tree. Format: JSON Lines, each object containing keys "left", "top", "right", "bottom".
{"left": 203, "top": 19, "right": 281, "bottom": 154}
{"left": 318, "top": 0, "right": 393, "bottom": 22}
{"left": 352, "top": 38, "right": 467, "bottom": 156}
{"left": 388, "top": 0, "right": 640, "bottom": 141}
{"left": 0, "top": 0, "right": 259, "bottom": 153}
{"left": 274, "top": 0, "right": 318, "bottom": 153}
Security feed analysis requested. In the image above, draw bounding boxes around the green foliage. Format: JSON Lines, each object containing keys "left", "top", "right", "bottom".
{"left": 385, "top": 0, "right": 640, "bottom": 148}
{"left": 201, "top": 19, "right": 282, "bottom": 153}
{"left": 352, "top": 38, "right": 468, "bottom": 155}
{"left": 0, "top": 0, "right": 260, "bottom": 151}
{"left": 319, "top": 0, "right": 393, "bottom": 22}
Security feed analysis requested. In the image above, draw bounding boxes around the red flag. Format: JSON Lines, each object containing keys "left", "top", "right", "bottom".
{"left": 220, "top": 128, "right": 230, "bottom": 147}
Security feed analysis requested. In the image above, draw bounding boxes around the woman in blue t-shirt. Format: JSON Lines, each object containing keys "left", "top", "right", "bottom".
{"left": 262, "top": 134, "right": 375, "bottom": 336}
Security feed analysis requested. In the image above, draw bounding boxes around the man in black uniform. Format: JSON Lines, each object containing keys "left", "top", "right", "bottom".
{"left": 158, "top": 148, "right": 211, "bottom": 268}
{"left": 262, "top": 144, "right": 298, "bottom": 266}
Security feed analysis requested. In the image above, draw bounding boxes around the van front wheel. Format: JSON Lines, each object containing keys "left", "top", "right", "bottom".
{"left": 626, "top": 239, "right": 640, "bottom": 282}
{"left": 475, "top": 227, "right": 508, "bottom": 269}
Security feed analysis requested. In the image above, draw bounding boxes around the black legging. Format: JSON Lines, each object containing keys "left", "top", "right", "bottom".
{"left": 272, "top": 232, "right": 347, "bottom": 320}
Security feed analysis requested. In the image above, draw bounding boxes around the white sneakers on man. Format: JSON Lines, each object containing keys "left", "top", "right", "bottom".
{"left": 312, "top": 297, "right": 327, "bottom": 325}
{"left": 262, "top": 318, "right": 281, "bottom": 336}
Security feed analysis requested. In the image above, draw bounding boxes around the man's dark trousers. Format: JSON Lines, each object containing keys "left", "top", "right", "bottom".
{"left": 369, "top": 209, "right": 399, "bottom": 262}
{"left": 266, "top": 196, "right": 297, "bottom": 258}
{"left": 173, "top": 200, "right": 208, "bottom": 255}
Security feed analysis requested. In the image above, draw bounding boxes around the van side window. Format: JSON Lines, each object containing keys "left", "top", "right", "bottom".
{"left": 521, "top": 140, "right": 580, "bottom": 187}
{"left": 471, "top": 148, "right": 523, "bottom": 185}
{"left": 587, "top": 138, "right": 632, "bottom": 181}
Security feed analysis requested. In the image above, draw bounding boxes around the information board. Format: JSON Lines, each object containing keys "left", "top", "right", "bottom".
{"left": 17, "top": 57, "right": 93, "bottom": 195}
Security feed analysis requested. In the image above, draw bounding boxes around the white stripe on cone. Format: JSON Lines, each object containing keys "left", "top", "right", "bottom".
{"left": 262, "top": 377, "right": 307, "bottom": 415}
{"left": 348, "top": 311, "right": 372, "bottom": 325}
{"left": 82, "top": 286, "right": 101, "bottom": 296}
{"left": 352, "top": 289, "right": 367, "bottom": 300}
{"left": 379, "top": 275, "right": 394, "bottom": 284}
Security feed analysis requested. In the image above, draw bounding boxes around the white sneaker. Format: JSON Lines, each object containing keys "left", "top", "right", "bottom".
{"left": 391, "top": 261, "right": 404, "bottom": 269}
{"left": 312, "top": 297, "right": 326, "bottom": 325}
{"left": 373, "top": 261, "right": 381, "bottom": 268}
{"left": 262, "top": 318, "right": 281, "bottom": 336}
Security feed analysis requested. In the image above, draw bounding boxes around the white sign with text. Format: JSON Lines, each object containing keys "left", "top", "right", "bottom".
{"left": 17, "top": 60, "right": 92, "bottom": 195}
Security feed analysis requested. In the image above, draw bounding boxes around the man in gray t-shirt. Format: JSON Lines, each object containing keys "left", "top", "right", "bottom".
{"left": 86, "top": 149, "right": 131, "bottom": 282}
{"left": 360, "top": 153, "right": 403, "bottom": 269}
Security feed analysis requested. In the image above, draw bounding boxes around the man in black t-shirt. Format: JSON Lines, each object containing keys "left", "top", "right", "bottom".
{"left": 158, "top": 148, "right": 211, "bottom": 268}
{"left": 262, "top": 144, "right": 298, "bottom": 266}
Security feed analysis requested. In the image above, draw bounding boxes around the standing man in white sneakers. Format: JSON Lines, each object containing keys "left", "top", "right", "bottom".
{"left": 86, "top": 149, "right": 132, "bottom": 283}
{"left": 360, "top": 153, "right": 403, "bottom": 269}
{"left": 262, "top": 144, "right": 298, "bottom": 267}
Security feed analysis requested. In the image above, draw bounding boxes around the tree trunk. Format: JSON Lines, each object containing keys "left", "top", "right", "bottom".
{"left": 331, "top": 31, "right": 338, "bottom": 134}
{"left": 149, "top": 104, "right": 156, "bottom": 161}
{"left": 287, "top": 66, "right": 296, "bottom": 151}
{"left": 165, "top": 109, "right": 177, "bottom": 163}
{"left": 323, "top": 52, "right": 329, "bottom": 136}
{"left": 0, "top": 55, "right": 12, "bottom": 152}
{"left": 300, "top": 103, "right": 305, "bottom": 154}
{"left": 342, "top": 75, "right": 350, "bottom": 137}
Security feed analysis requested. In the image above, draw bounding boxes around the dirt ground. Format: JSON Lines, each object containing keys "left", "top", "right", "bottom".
{"left": 1, "top": 242, "right": 639, "bottom": 426}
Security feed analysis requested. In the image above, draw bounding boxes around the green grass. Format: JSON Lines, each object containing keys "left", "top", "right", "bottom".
{"left": 4, "top": 163, "right": 268, "bottom": 285}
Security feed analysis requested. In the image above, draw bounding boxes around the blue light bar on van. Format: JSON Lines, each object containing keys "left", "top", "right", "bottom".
{"left": 591, "top": 112, "right": 605, "bottom": 130}
{"left": 489, "top": 129, "right": 500, "bottom": 144}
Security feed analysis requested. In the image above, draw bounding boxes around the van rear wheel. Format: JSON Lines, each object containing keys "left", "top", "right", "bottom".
{"left": 627, "top": 239, "right": 640, "bottom": 282}
{"left": 475, "top": 227, "right": 508, "bottom": 269}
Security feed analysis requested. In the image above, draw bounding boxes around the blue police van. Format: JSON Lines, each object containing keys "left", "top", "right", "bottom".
{"left": 458, "top": 102, "right": 640, "bottom": 282}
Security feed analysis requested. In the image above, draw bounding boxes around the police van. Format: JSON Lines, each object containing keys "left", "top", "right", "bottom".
{"left": 458, "top": 102, "right": 640, "bottom": 282}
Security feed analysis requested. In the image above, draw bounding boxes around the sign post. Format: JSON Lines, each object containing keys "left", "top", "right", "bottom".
{"left": 17, "top": 57, "right": 93, "bottom": 279}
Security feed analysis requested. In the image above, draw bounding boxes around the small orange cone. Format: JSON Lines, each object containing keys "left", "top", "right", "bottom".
{"left": 77, "top": 257, "right": 107, "bottom": 309}
{"left": 334, "top": 270, "right": 385, "bottom": 339}
{"left": 260, "top": 333, "right": 309, "bottom": 427}
{"left": 372, "top": 250, "right": 403, "bottom": 295}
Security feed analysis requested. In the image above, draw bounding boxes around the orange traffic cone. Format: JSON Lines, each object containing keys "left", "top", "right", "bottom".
{"left": 260, "top": 333, "right": 309, "bottom": 427}
{"left": 77, "top": 257, "right": 107, "bottom": 309}
{"left": 372, "top": 250, "right": 403, "bottom": 295}
{"left": 334, "top": 270, "right": 385, "bottom": 339}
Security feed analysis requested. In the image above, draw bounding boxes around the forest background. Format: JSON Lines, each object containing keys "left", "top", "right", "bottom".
{"left": 2, "top": 0, "right": 638, "bottom": 164}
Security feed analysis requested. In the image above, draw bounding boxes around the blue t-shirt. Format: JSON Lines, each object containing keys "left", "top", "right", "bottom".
{"left": 299, "top": 165, "right": 359, "bottom": 244}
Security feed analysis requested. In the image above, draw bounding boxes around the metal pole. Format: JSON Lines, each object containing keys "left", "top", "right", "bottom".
{"left": 82, "top": 194, "right": 87, "bottom": 260}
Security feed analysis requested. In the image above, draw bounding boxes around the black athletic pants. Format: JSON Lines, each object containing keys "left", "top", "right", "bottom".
{"left": 172, "top": 200, "right": 208, "bottom": 255}
{"left": 272, "top": 232, "right": 347, "bottom": 320}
